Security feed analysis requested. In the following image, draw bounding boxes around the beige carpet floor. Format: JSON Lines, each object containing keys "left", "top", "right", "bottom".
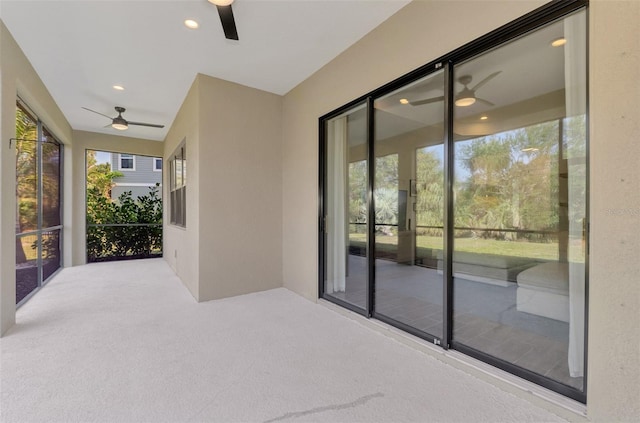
{"left": 0, "top": 258, "right": 567, "bottom": 422}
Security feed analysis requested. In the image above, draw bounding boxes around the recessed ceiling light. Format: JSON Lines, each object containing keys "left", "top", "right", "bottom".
{"left": 184, "top": 19, "right": 199, "bottom": 29}
{"left": 480, "top": 115, "right": 488, "bottom": 120}
{"left": 551, "top": 37, "right": 566, "bottom": 47}
{"left": 113, "top": 85, "right": 125, "bottom": 91}
{"left": 399, "top": 98, "right": 409, "bottom": 105}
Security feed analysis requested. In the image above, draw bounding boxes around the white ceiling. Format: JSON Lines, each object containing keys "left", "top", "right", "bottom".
{"left": 0, "top": 0, "right": 410, "bottom": 141}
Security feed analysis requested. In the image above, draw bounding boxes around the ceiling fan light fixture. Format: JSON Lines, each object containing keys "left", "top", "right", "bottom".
{"left": 112, "top": 115, "right": 128, "bottom": 130}
{"left": 208, "top": 0, "right": 234, "bottom": 6}
{"left": 455, "top": 97, "right": 476, "bottom": 107}
{"left": 112, "top": 122, "right": 128, "bottom": 131}
{"left": 454, "top": 85, "right": 476, "bottom": 107}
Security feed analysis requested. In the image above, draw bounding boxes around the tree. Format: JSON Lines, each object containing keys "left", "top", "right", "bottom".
{"left": 15, "top": 106, "right": 38, "bottom": 263}
{"left": 86, "top": 150, "right": 123, "bottom": 198}
{"left": 454, "top": 119, "right": 562, "bottom": 241}
{"left": 416, "top": 147, "right": 444, "bottom": 235}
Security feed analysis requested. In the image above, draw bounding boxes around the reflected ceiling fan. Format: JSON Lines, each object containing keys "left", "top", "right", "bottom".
{"left": 209, "top": 0, "right": 239, "bottom": 40}
{"left": 82, "top": 106, "right": 164, "bottom": 131}
{"left": 410, "top": 71, "right": 502, "bottom": 107}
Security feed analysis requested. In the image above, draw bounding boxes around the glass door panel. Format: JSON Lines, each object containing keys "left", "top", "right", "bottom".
{"left": 323, "top": 103, "right": 368, "bottom": 310}
{"left": 373, "top": 71, "right": 445, "bottom": 337}
{"left": 452, "top": 10, "right": 586, "bottom": 391}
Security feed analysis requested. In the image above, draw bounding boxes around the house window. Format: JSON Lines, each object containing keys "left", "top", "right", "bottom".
{"left": 153, "top": 157, "right": 162, "bottom": 172}
{"left": 169, "top": 143, "right": 186, "bottom": 227}
{"left": 119, "top": 153, "right": 135, "bottom": 171}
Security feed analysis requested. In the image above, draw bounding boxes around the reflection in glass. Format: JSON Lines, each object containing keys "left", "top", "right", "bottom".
{"left": 452, "top": 10, "right": 586, "bottom": 391}
{"left": 373, "top": 71, "right": 445, "bottom": 337}
{"left": 324, "top": 103, "right": 368, "bottom": 309}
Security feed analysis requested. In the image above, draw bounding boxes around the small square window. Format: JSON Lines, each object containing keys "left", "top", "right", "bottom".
{"left": 119, "top": 154, "right": 135, "bottom": 171}
{"left": 154, "top": 158, "right": 162, "bottom": 172}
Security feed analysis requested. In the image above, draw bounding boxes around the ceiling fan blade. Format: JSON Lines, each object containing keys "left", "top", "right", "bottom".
{"left": 471, "top": 71, "right": 501, "bottom": 92}
{"left": 410, "top": 96, "right": 444, "bottom": 106}
{"left": 217, "top": 5, "right": 239, "bottom": 40}
{"left": 476, "top": 97, "right": 495, "bottom": 107}
{"left": 127, "top": 121, "right": 165, "bottom": 129}
{"left": 82, "top": 107, "right": 113, "bottom": 119}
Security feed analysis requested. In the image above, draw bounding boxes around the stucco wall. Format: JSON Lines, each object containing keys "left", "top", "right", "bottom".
{"left": 162, "top": 74, "right": 283, "bottom": 301}
{"left": 162, "top": 76, "right": 200, "bottom": 300}
{"left": 197, "top": 75, "right": 283, "bottom": 301}
{"left": 587, "top": 0, "right": 640, "bottom": 420}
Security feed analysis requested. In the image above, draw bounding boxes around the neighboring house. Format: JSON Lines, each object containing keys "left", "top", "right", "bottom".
{"left": 110, "top": 153, "right": 162, "bottom": 200}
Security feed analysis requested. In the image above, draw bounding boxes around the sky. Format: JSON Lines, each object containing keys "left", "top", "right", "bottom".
{"left": 96, "top": 151, "right": 110, "bottom": 164}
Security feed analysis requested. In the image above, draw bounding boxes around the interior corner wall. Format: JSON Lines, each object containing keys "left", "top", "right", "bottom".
{"left": 163, "top": 76, "right": 200, "bottom": 300}
{"left": 197, "top": 75, "right": 283, "bottom": 301}
{"left": 281, "top": 0, "right": 640, "bottom": 420}
{"left": 587, "top": 0, "right": 640, "bottom": 420}
{"left": 0, "top": 20, "right": 72, "bottom": 336}
{"left": 70, "top": 130, "right": 164, "bottom": 267}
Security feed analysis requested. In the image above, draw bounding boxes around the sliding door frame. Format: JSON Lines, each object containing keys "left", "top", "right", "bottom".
{"left": 318, "top": 0, "right": 588, "bottom": 403}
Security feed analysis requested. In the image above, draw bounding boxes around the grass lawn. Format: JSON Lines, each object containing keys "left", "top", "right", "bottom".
{"left": 350, "top": 233, "right": 585, "bottom": 262}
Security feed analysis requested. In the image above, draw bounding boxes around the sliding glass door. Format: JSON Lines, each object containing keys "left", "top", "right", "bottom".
{"left": 373, "top": 71, "right": 445, "bottom": 338}
{"left": 451, "top": 10, "right": 587, "bottom": 392}
{"left": 322, "top": 102, "right": 368, "bottom": 311}
{"left": 320, "top": 3, "right": 587, "bottom": 402}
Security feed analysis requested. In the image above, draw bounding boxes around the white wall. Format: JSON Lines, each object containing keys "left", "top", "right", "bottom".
{"left": 281, "top": 0, "right": 640, "bottom": 420}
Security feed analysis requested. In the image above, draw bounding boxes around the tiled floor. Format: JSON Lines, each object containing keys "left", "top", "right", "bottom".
{"left": 328, "top": 255, "right": 584, "bottom": 391}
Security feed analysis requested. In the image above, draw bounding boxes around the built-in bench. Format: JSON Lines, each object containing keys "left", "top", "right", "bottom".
{"left": 516, "top": 261, "right": 570, "bottom": 322}
{"left": 437, "top": 251, "right": 539, "bottom": 287}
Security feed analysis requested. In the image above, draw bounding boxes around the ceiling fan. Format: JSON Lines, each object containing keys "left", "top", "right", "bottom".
{"left": 209, "top": 0, "right": 239, "bottom": 41}
{"left": 82, "top": 106, "right": 164, "bottom": 131}
{"left": 410, "top": 71, "right": 502, "bottom": 107}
